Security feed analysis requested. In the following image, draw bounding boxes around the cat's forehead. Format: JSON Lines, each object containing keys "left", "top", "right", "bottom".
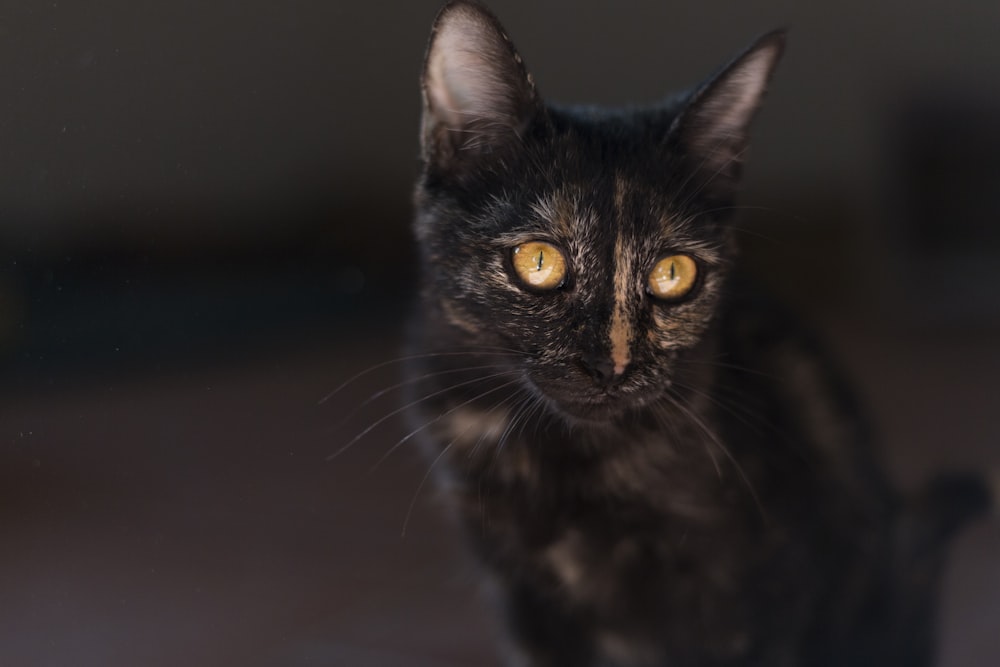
{"left": 522, "top": 179, "right": 725, "bottom": 263}
{"left": 506, "top": 117, "right": 719, "bottom": 250}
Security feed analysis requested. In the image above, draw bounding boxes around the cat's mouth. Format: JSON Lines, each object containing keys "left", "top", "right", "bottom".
{"left": 555, "top": 398, "right": 631, "bottom": 423}
{"left": 529, "top": 379, "right": 649, "bottom": 424}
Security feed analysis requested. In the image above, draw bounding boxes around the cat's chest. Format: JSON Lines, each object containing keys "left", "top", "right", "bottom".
{"left": 537, "top": 522, "right": 733, "bottom": 602}
{"left": 433, "top": 393, "right": 811, "bottom": 663}
{"left": 464, "top": 455, "right": 761, "bottom": 604}
{"left": 484, "top": 507, "right": 767, "bottom": 665}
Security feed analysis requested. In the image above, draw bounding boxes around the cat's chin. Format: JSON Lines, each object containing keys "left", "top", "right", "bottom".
{"left": 553, "top": 400, "right": 629, "bottom": 424}
{"left": 538, "top": 392, "right": 646, "bottom": 425}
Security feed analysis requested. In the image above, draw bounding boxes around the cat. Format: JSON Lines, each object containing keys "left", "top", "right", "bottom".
{"left": 404, "top": 2, "right": 992, "bottom": 665}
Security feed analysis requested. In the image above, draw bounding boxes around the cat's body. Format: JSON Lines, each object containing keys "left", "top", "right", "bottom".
{"left": 405, "top": 3, "right": 990, "bottom": 665}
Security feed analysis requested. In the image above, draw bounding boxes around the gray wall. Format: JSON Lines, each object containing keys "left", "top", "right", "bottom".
{"left": 4, "top": 0, "right": 999, "bottom": 244}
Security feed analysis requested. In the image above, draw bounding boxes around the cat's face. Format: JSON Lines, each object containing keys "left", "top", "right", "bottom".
{"left": 414, "top": 2, "right": 783, "bottom": 422}
{"left": 416, "top": 120, "right": 732, "bottom": 421}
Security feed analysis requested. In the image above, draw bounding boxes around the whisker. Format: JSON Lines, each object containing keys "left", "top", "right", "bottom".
{"left": 665, "top": 388, "right": 768, "bottom": 523}
{"left": 652, "top": 401, "right": 721, "bottom": 478}
{"left": 517, "top": 394, "right": 548, "bottom": 442}
{"left": 490, "top": 391, "right": 536, "bottom": 465}
{"left": 331, "top": 362, "right": 515, "bottom": 432}
{"left": 368, "top": 376, "right": 524, "bottom": 471}
{"left": 481, "top": 390, "right": 540, "bottom": 518}
{"left": 674, "top": 141, "right": 749, "bottom": 214}
{"left": 400, "top": 442, "right": 453, "bottom": 539}
{"left": 327, "top": 370, "right": 521, "bottom": 461}
{"left": 318, "top": 348, "right": 522, "bottom": 405}
{"left": 670, "top": 380, "right": 770, "bottom": 441}
{"left": 699, "top": 203, "right": 809, "bottom": 229}
{"left": 467, "top": 388, "right": 530, "bottom": 461}
{"left": 401, "top": 386, "right": 527, "bottom": 537}
{"left": 678, "top": 358, "right": 778, "bottom": 381}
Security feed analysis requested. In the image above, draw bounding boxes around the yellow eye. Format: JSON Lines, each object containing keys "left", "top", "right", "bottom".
{"left": 511, "top": 241, "right": 567, "bottom": 290}
{"left": 648, "top": 254, "right": 697, "bottom": 300}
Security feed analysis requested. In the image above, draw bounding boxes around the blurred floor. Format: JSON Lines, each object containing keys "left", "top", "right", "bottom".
{"left": 0, "top": 319, "right": 997, "bottom": 666}
{"left": 0, "top": 334, "right": 496, "bottom": 666}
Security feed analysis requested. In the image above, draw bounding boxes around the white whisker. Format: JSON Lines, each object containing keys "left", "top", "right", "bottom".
{"left": 665, "top": 388, "right": 768, "bottom": 523}
{"left": 332, "top": 362, "right": 515, "bottom": 432}
{"left": 327, "top": 370, "right": 521, "bottom": 461}
{"left": 368, "top": 376, "right": 524, "bottom": 471}
{"left": 318, "top": 347, "right": 522, "bottom": 405}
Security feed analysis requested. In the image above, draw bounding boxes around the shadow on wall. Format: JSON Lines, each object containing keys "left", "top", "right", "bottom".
{"left": 0, "top": 178, "right": 415, "bottom": 395}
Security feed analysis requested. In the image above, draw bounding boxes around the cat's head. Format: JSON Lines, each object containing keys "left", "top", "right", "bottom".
{"left": 414, "top": 1, "right": 783, "bottom": 422}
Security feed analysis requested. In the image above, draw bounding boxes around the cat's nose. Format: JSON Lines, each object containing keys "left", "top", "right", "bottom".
{"left": 580, "top": 352, "right": 622, "bottom": 387}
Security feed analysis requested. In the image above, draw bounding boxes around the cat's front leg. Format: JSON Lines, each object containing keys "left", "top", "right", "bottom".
{"left": 495, "top": 577, "right": 599, "bottom": 667}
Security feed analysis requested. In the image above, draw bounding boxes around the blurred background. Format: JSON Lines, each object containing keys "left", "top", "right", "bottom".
{"left": 1, "top": 1, "right": 998, "bottom": 665}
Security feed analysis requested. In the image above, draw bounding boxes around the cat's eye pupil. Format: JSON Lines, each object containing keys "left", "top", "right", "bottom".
{"left": 648, "top": 254, "right": 697, "bottom": 301}
{"left": 512, "top": 241, "right": 566, "bottom": 291}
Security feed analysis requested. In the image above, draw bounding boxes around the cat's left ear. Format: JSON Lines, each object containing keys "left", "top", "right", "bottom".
{"left": 671, "top": 30, "right": 785, "bottom": 200}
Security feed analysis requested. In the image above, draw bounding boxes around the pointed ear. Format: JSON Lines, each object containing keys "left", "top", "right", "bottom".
{"left": 420, "top": 1, "right": 539, "bottom": 171}
{"left": 671, "top": 30, "right": 785, "bottom": 200}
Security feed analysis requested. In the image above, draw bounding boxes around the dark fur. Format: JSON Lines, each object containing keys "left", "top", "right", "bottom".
{"left": 405, "top": 3, "right": 990, "bottom": 665}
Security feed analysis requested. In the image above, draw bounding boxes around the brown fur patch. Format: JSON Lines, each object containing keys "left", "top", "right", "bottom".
{"left": 610, "top": 228, "right": 633, "bottom": 375}
{"left": 441, "top": 298, "right": 481, "bottom": 334}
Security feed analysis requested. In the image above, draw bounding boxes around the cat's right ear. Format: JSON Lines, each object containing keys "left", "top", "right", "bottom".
{"left": 420, "top": 1, "right": 540, "bottom": 172}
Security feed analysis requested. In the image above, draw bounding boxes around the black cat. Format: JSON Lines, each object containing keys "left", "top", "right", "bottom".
{"left": 405, "top": 2, "right": 991, "bottom": 665}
